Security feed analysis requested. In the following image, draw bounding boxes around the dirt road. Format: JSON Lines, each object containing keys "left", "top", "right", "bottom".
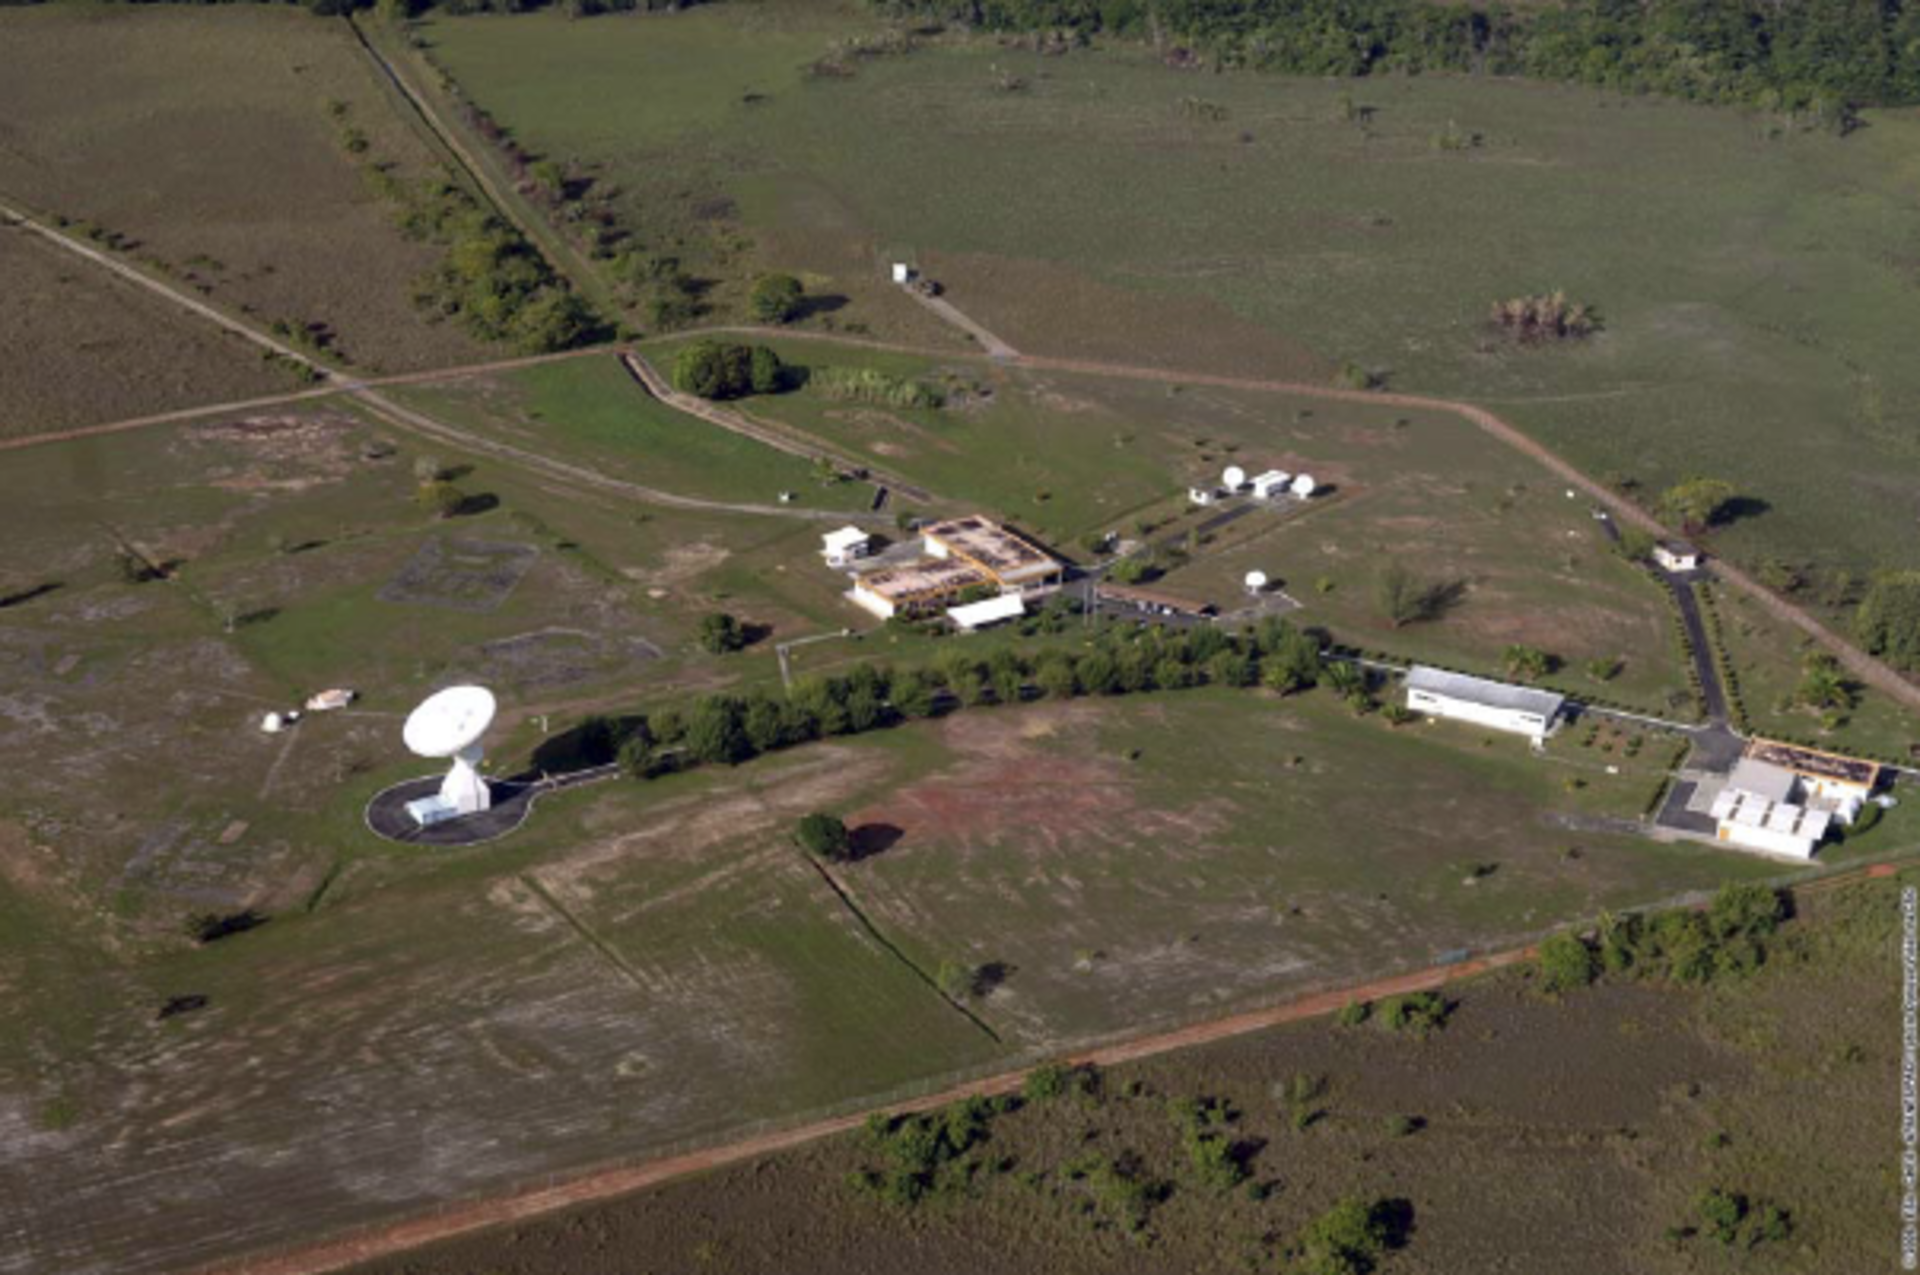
{"left": 199, "top": 857, "right": 1905, "bottom": 1275}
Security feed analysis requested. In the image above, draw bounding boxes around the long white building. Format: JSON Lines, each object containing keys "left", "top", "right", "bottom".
{"left": 1403, "top": 666, "right": 1566, "bottom": 742}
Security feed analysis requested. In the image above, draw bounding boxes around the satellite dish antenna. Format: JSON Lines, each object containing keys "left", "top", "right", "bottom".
{"left": 402, "top": 685, "right": 497, "bottom": 827}
{"left": 1291, "top": 473, "right": 1317, "bottom": 497}
{"left": 1222, "top": 465, "right": 1247, "bottom": 490}
{"left": 1244, "top": 570, "right": 1269, "bottom": 594}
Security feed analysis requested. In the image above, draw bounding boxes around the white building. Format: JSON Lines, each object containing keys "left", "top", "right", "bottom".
{"left": 1249, "top": 469, "right": 1292, "bottom": 500}
{"left": 1403, "top": 665, "right": 1566, "bottom": 742}
{"left": 947, "top": 593, "right": 1025, "bottom": 632}
{"left": 1710, "top": 767, "right": 1831, "bottom": 859}
{"left": 1188, "top": 486, "right": 1218, "bottom": 506}
{"left": 891, "top": 262, "right": 914, "bottom": 284}
{"left": 1653, "top": 540, "right": 1700, "bottom": 572}
{"left": 821, "top": 525, "right": 873, "bottom": 568}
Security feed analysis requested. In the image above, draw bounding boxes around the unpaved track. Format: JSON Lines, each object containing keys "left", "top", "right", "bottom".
{"left": 12, "top": 187, "right": 1912, "bottom": 709}
{"left": 1, "top": 199, "right": 331, "bottom": 377}
{"left": 200, "top": 858, "right": 1903, "bottom": 1275}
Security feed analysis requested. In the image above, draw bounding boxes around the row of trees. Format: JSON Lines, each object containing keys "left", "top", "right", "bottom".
{"left": 671, "top": 339, "right": 785, "bottom": 399}
{"left": 875, "top": 0, "right": 1920, "bottom": 114}
{"left": 582, "top": 616, "right": 1331, "bottom": 780}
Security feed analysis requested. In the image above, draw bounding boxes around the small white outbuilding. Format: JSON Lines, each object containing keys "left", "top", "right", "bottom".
{"left": 1188, "top": 486, "right": 1218, "bottom": 506}
{"left": 1653, "top": 540, "right": 1701, "bottom": 573}
{"left": 1250, "top": 469, "right": 1292, "bottom": 499}
{"left": 891, "top": 262, "right": 914, "bottom": 284}
{"left": 821, "top": 525, "right": 873, "bottom": 568}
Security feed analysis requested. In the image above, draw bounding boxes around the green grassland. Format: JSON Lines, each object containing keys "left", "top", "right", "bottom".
{"left": 654, "top": 333, "right": 1695, "bottom": 714}
{"left": 344, "top": 874, "right": 1909, "bottom": 1275}
{"left": 1709, "top": 581, "right": 1920, "bottom": 762}
{"left": 387, "top": 353, "right": 875, "bottom": 513}
{"left": 423, "top": 6, "right": 1920, "bottom": 602}
{"left": 0, "top": 3, "right": 493, "bottom": 399}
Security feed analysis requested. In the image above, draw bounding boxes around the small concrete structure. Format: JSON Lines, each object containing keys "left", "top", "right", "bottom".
{"left": 1710, "top": 778, "right": 1830, "bottom": 859}
{"left": 305, "top": 688, "right": 356, "bottom": 712}
{"left": 1654, "top": 540, "right": 1700, "bottom": 572}
{"left": 820, "top": 525, "right": 873, "bottom": 568}
{"left": 1188, "top": 486, "right": 1218, "bottom": 506}
{"left": 1403, "top": 665, "right": 1566, "bottom": 742}
{"left": 947, "top": 593, "right": 1026, "bottom": 632}
{"left": 1249, "top": 470, "right": 1292, "bottom": 500}
{"left": 891, "top": 262, "right": 913, "bottom": 284}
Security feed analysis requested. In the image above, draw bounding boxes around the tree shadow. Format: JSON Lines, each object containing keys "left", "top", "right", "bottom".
{"left": 155, "top": 994, "right": 209, "bottom": 1022}
{"left": 231, "top": 607, "right": 280, "bottom": 629}
{"left": 848, "top": 822, "right": 904, "bottom": 861}
{"left": 453, "top": 492, "right": 500, "bottom": 517}
{"left": 969, "top": 960, "right": 1016, "bottom": 996}
{"left": 794, "top": 293, "right": 849, "bottom": 322}
{"left": 1416, "top": 577, "right": 1469, "bottom": 622}
{"left": 1710, "top": 496, "right": 1770, "bottom": 528}
{"left": 188, "top": 909, "right": 268, "bottom": 944}
{"left": 740, "top": 621, "right": 775, "bottom": 650}
{"left": 1378, "top": 1198, "right": 1418, "bottom": 1249}
{"left": 0, "top": 581, "right": 60, "bottom": 609}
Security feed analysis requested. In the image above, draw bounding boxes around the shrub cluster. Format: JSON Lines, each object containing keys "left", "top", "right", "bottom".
{"left": 850, "top": 1095, "right": 1005, "bottom": 1207}
{"left": 810, "top": 365, "right": 945, "bottom": 410}
{"left": 672, "top": 340, "right": 784, "bottom": 399}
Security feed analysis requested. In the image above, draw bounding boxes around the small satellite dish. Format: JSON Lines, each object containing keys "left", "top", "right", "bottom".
{"left": 404, "top": 686, "right": 497, "bottom": 758}
{"left": 1244, "top": 570, "right": 1269, "bottom": 594}
{"left": 1222, "top": 465, "right": 1247, "bottom": 490}
{"left": 1291, "top": 473, "right": 1317, "bottom": 497}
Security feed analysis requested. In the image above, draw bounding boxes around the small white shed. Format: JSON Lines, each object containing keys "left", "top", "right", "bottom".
{"left": 1250, "top": 469, "right": 1292, "bottom": 499}
{"left": 891, "top": 262, "right": 914, "bottom": 284}
{"left": 821, "top": 525, "right": 873, "bottom": 568}
{"left": 1188, "top": 486, "right": 1219, "bottom": 506}
{"left": 1654, "top": 541, "right": 1700, "bottom": 572}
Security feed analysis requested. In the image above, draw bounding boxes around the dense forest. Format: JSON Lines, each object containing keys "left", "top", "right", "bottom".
{"left": 880, "top": 0, "right": 1920, "bottom": 114}
{"left": 5, "top": 0, "right": 1916, "bottom": 114}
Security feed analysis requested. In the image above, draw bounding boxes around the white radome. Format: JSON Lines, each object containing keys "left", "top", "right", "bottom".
{"left": 404, "top": 685, "right": 497, "bottom": 758}
{"left": 1290, "top": 473, "right": 1317, "bottom": 497}
{"left": 1244, "top": 570, "right": 1269, "bottom": 593}
{"left": 1222, "top": 465, "right": 1247, "bottom": 490}
{"left": 402, "top": 686, "right": 498, "bottom": 828}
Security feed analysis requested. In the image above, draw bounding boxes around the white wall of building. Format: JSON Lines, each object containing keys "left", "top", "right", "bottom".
{"left": 1407, "top": 689, "right": 1555, "bottom": 740}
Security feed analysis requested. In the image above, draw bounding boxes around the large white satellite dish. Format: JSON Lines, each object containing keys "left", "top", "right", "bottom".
{"left": 1291, "top": 473, "right": 1317, "bottom": 497}
{"left": 402, "top": 686, "right": 497, "bottom": 827}
{"left": 1222, "top": 465, "right": 1247, "bottom": 490}
{"left": 1244, "top": 570, "right": 1269, "bottom": 594}
{"left": 404, "top": 685, "right": 496, "bottom": 757}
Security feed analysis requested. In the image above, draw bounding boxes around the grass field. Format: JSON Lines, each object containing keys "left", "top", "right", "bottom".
{"left": 423, "top": 6, "right": 1920, "bottom": 600}
{"left": 1709, "top": 582, "right": 1920, "bottom": 763}
{"left": 653, "top": 333, "right": 1695, "bottom": 713}
{"left": 388, "top": 354, "right": 876, "bottom": 513}
{"left": 0, "top": 3, "right": 493, "bottom": 403}
{"left": 343, "top": 873, "right": 1909, "bottom": 1275}
{"left": 0, "top": 224, "right": 292, "bottom": 434}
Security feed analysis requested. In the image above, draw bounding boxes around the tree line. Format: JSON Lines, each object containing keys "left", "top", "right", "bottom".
{"left": 874, "top": 0, "right": 1920, "bottom": 116}
{"left": 555, "top": 613, "right": 1332, "bottom": 781}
